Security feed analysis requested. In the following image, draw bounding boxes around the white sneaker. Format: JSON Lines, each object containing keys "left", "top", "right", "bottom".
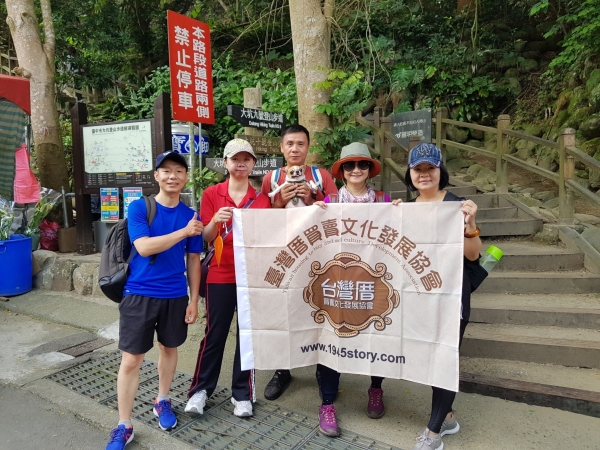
{"left": 185, "top": 390, "right": 207, "bottom": 414}
{"left": 231, "top": 397, "right": 253, "bottom": 417}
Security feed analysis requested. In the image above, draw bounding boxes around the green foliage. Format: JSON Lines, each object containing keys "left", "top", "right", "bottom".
{"left": 88, "top": 66, "right": 170, "bottom": 122}
{"left": 60, "top": 120, "right": 74, "bottom": 190}
{"left": 544, "top": 1, "right": 600, "bottom": 71}
{"left": 210, "top": 53, "right": 298, "bottom": 155}
{"left": 432, "top": 72, "right": 507, "bottom": 122}
{"left": 313, "top": 70, "right": 372, "bottom": 168}
{"left": 120, "top": 67, "right": 172, "bottom": 119}
{"left": 186, "top": 167, "right": 220, "bottom": 199}
{"left": 52, "top": 0, "right": 143, "bottom": 89}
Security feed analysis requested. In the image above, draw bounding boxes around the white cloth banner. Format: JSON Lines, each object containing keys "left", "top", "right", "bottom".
{"left": 233, "top": 202, "right": 464, "bottom": 391}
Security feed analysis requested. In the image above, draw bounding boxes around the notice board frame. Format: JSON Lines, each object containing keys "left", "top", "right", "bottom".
{"left": 71, "top": 93, "right": 171, "bottom": 254}
{"left": 80, "top": 119, "right": 156, "bottom": 192}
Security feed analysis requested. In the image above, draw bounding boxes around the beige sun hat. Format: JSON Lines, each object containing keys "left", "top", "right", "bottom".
{"left": 223, "top": 138, "right": 256, "bottom": 160}
{"left": 330, "top": 142, "right": 381, "bottom": 180}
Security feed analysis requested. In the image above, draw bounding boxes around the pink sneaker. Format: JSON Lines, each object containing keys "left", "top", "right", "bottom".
{"left": 367, "top": 387, "right": 385, "bottom": 419}
{"left": 318, "top": 404, "right": 340, "bottom": 437}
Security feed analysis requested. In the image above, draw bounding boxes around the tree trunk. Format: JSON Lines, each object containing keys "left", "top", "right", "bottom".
{"left": 6, "top": 0, "right": 70, "bottom": 196}
{"left": 288, "top": 0, "right": 333, "bottom": 165}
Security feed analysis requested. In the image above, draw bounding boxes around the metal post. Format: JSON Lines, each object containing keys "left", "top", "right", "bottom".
{"left": 189, "top": 121, "right": 196, "bottom": 211}
{"left": 496, "top": 114, "right": 510, "bottom": 194}
{"left": 436, "top": 107, "right": 448, "bottom": 166}
{"left": 198, "top": 123, "right": 203, "bottom": 172}
{"left": 559, "top": 128, "right": 576, "bottom": 225}
{"left": 381, "top": 117, "right": 392, "bottom": 197}
{"left": 61, "top": 186, "right": 69, "bottom": 228}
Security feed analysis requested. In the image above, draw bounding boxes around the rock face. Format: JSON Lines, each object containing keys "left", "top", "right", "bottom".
{"left": 579, "top": 114, "right": 600, "bottom": 140}
{"left": 34, "top": 258, "right": 78, "bottom": 292}
{"left": 515, "top": 139, "right": 536, "bottom": 159}
{"left": 446, "top": 125, "right": 468, "bottom": 143}
{"left": 73, "top": 263, "right": 99, "bottom": 296}
{"left": 470, "top": 128, "right": 484, "bottom": 140}
{"left": 581, "top": 225, "right": 600, "bottom": 252}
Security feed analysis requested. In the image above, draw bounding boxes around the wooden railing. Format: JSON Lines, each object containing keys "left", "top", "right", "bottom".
{"left": 355, "top": 106, "right": 600, "bottom": 224}
{"left": 0, "top": 51, "right": 18, "bottom": 75}
{"left": 355, "top": 108, "right": 409, "bottom": 194}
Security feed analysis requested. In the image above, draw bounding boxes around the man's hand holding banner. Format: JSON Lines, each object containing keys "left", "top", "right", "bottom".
{"left": 233, "top": 202, "right": 464, "bottom": 392}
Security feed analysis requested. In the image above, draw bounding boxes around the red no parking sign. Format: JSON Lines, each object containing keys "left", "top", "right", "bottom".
{"left": 167, "top": 10, "right": 214, "bottom": 124}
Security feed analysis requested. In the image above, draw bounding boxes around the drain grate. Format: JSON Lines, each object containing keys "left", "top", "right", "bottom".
{"left": 47, "top": 351, "right": 402, "bottom": 450}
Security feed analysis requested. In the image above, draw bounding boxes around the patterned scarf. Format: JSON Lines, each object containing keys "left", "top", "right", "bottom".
{"left": 338, "top": 185, "right": 377, "bottom": 203}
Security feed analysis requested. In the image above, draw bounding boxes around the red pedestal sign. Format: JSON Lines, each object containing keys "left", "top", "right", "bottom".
{"left": 167, "top": 10, "right": 214, "bottom": 124}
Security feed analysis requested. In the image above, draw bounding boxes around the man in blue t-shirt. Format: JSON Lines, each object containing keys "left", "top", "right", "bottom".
{"left": 105, "top": 151, "right": 204, "bottom": 450}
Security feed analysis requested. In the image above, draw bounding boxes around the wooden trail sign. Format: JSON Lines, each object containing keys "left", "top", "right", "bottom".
{"left": 389, "top": 110, "right": 431, "bottom": 148}
{"left": 236, "top": 135, "right": 282, "bottom": 154}
{"left": 206, "top": 157, "right": 283, "bottom": 176}
{"left": 227, "top": 105, "right": 285, "bottom": 131}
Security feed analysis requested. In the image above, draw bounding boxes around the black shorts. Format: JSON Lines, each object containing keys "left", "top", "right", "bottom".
{"left": 118, "top": 294, "right": 189, "bottom": 354}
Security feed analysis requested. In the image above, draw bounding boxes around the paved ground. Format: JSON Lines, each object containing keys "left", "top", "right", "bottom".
{"left": 2, "top": 293, "right": 600, "bottom": 449}
{"left": 0, "top": 384, "right": 130, "bottom": 450}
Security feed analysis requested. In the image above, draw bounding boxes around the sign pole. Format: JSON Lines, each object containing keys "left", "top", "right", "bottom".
{"left": 198, "top": 122, "right": 203, "bottom": 172}
{"left": 188, "top": 121, "right": 196, "bottom": 210}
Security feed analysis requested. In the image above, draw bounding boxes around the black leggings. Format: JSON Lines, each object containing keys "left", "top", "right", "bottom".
{"left": 318, "top": 364, "right": 384, "bottom": 403}
{"left": 427, "top": 319, "right": 468, "bottom": 433}
{"left": 188, "top": 283, "right": 252, "bottom": 401}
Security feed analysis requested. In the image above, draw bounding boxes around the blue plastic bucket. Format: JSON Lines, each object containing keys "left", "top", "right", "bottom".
{"left": 0, "top": 235, "right": 33, "bottom": 296}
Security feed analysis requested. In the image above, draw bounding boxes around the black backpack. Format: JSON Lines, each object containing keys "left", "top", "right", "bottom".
{"left": 98, "top": 196, "right": 157, "bottom": 303}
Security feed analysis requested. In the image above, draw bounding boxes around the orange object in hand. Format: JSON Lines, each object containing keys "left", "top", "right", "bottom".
{"left": 213, "top": 213, "right": 224, "bottom": 266}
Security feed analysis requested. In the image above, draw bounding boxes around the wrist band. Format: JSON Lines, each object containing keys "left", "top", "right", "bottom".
{"left": 464, "top": 226, "right": 480, "bottom": 238}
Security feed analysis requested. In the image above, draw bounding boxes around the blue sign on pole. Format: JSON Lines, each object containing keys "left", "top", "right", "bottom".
{"left": 172, "top": 134, "right": 209, "bottom": 155}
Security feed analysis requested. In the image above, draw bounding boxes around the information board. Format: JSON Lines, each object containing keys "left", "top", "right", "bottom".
{"left": 123, "top": 187, "right": 143, "bottom": 219}
{"left": 389, "top": 110, "right": 432, "bottom": 148}
{"left": 82, "top": 120, "right": 155, "bottom": 188}
{"left": 100, "top": 187, "right": 119, "bottom": 222}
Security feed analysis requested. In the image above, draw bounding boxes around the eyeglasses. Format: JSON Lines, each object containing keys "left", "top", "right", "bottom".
{"left": 342, "top": 160, "right": 371, "bottom": 172}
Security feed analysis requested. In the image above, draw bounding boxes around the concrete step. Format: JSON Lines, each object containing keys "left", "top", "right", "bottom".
{"left": 482, "top": 241, "right": 585, "bottom": 271}
{"left": 459, "top": 357, "right": 600, "bottom": 418}
{"left": 392, "top": 185, "right": 477, "bottom": 200}
{"left": 479, "top": 218, "right": 543, "bottom": 237}
{"left": 464, "top": 193, "right": 500, "bottom": 208}
{"left": 462, "top": 323, "right": 600, "bottom": 368}
{"left": 478, "top": 270, "right": 600, "bottom": 294}
{"left": 470, "top": 293, "right": 600, "bottom": 329}
{"left": 477, "top": 206, "right": 518, "bottom": 220}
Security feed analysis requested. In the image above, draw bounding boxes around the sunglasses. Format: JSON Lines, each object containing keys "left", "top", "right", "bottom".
{"left": 342, "top": 160, "right": 371, "bottom": 172}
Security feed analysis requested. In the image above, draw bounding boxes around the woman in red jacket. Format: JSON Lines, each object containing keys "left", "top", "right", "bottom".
{"left": 185, "top": 139, "right": 271, "bottom": 418}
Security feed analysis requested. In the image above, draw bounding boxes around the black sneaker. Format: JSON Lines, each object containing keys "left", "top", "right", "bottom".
{"left": 264, "top": 370, "right": 292, "bottom": 400}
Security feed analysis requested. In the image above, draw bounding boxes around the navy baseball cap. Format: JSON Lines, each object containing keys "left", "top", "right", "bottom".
{"left": 408, "top": 143, "right": 442, "bottom": 168}
{"left": 155, "top": 151, "right": 189, "bottom": 171}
